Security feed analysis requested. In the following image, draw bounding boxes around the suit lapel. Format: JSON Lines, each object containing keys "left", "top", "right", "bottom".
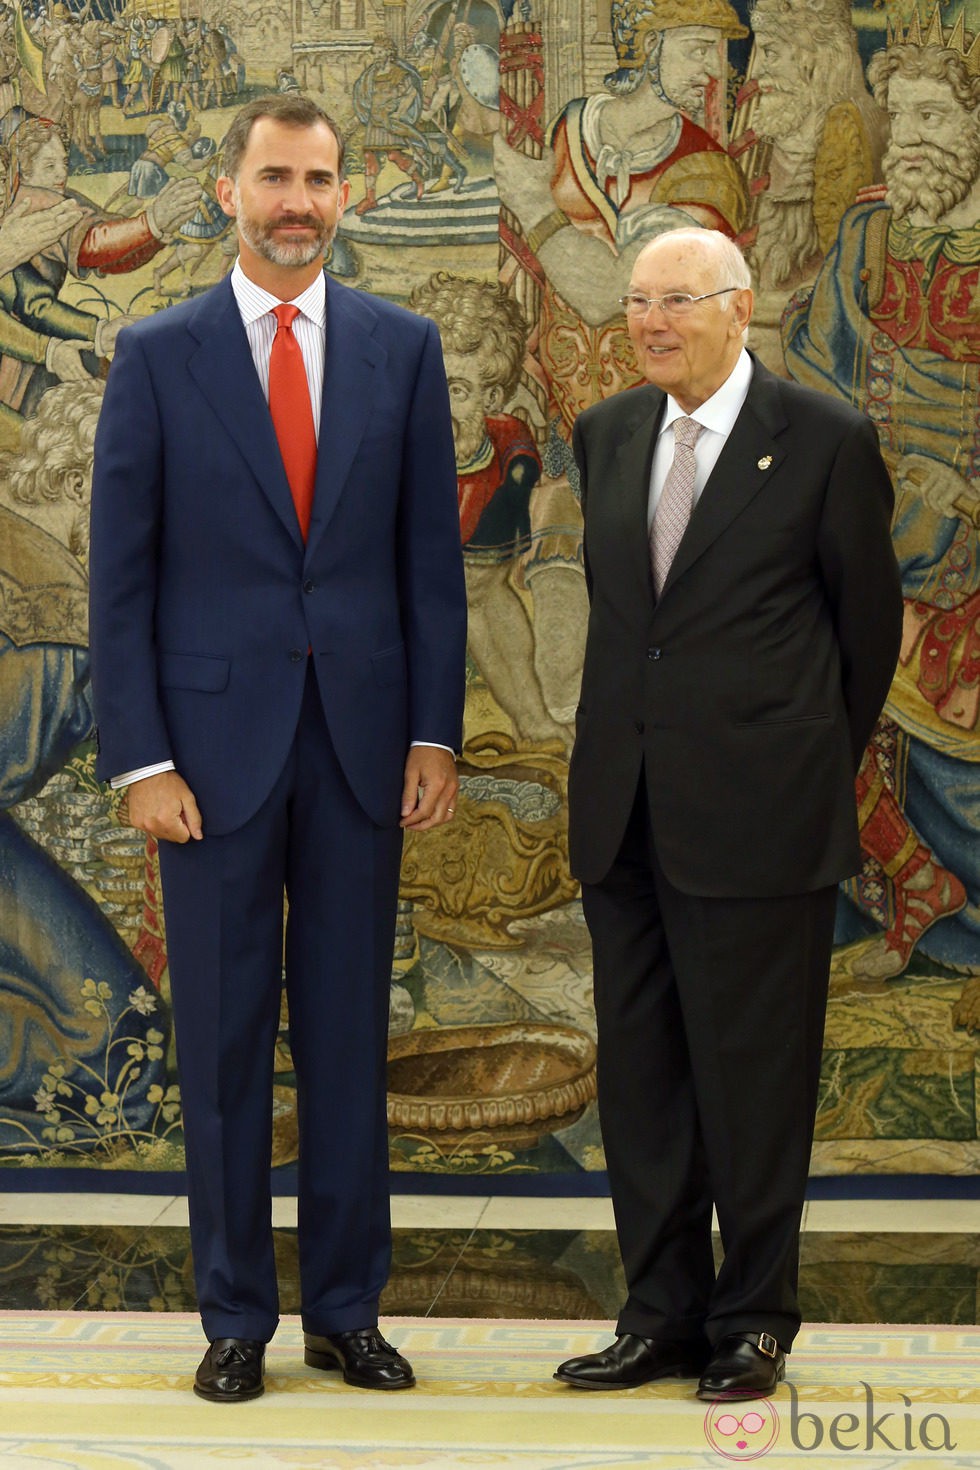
{"left": 305, "top": 275, "right": 386, "bottom": 558}
{"left": 660, "top": 357, "right": 789, "bottom": 596}
{"left": 186, "top": 274, "right": 387, "bottom": 558}
{"left": 186, "top": 277, "right": 303, "bottom": 550}
{"left": 613, "top": 385, "right": 662, "bottom": 601}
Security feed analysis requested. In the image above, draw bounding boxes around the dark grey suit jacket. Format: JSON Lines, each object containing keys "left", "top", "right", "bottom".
{"left": 568, "top": 355, "right": 903, "bottom": 893}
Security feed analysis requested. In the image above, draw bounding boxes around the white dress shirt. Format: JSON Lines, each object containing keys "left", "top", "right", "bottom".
{"left": 231, "top": 261, "right": 326, "bottom": 437}
{"left": 647, "top": 348, "right": 754, "bottom": 530}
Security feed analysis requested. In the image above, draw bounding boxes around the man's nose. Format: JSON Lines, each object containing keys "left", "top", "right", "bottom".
{"left": 889, "top": 113, "right": 920, "bottom": 146}
{"left": 281, "top": 179, "right": 316, "bottom": 213}
{"left": 640, "top": 298, "right": 670, "bottom": 323}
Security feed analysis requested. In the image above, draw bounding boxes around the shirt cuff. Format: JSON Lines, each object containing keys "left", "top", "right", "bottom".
{"left": 111, "top": 760, "right": 176, "bottom": 789}
{"left": 113, "top": 747, "right": 455, "bottom": 786}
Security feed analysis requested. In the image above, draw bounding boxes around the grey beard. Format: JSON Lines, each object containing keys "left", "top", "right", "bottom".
{"left": 884, "top": 137, "right": 980, "bottom": 222}
{"left": 752, "top": 196, "right": 820, "bottom": 288}
{"left": 753, "top": 86, "right": 816, "bottom": 141}
{"left": 670, "top": 87, "right": 706, "bottom": 122}
{"left": 453, "top": 417, "right": 488, "bottom": 466}
{"left": 236, "top": 211, "right": 332, "bottom": 267}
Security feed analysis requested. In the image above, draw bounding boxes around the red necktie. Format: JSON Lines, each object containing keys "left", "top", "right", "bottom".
{"left": 269, "top": 304, "right": 317, "bottom": 540}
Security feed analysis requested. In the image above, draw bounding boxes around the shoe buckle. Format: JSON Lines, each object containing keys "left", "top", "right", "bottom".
{"left": 756, "top": 1332, "right": 778, "bottom": 1359}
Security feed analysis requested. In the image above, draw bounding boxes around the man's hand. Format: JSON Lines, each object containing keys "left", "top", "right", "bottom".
{"left": 146, "top": 177, "right": 201, "bottom": 239}
{"left": 897, "top": 453, "right": 976, "bottom": 517}
{"left": 400, "top": 745, "right": 458, "bottom": 830}
{"left": 94, "top": 313, "right": 138, "bottom": 358}
{"left": 122, "top": 770, "right": 204, "bottom": 843}
{"left": 0, "top": 194, "right": 85, "bottom": 276}
{"left": 47, "top": 338, "right": 92, "bottom": 382}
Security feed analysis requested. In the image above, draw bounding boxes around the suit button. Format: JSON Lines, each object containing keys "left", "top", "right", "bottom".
{"left": 634, "top": 720, "right": 644, "bottom": 734}
{"left": 303, "top": 580, "right": 316, "bottom": 594}
{"left": 289, "top": 649, "right": 303, "bottom": 662}
{"left": 647, "top": 646, "right": 662, "bottom": 660}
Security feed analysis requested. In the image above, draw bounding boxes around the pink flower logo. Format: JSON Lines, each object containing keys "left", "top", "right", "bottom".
{"left": 703, "top": 1397, "right": 781, "bottom": 1460}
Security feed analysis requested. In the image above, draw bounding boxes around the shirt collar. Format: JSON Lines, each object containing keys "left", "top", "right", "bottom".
{"left": 231, "top": 260, "right": 327, "bottom": 328}
{"left": 660, "top": 348, "right": 753, "bottom": 439}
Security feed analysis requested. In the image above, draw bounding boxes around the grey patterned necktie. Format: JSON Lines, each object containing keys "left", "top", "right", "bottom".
{"left": 651, "top": 416, "right": 703, "bottom": 596}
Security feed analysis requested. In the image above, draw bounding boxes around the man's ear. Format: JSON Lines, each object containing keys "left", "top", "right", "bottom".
{"left": 732, "top": 287, "right": 754, "bottom": 336}
{"left": 63, "top": 468, "right": 86, "bottom": 504}
{"left": 215, "top": 173, "right": 236, "bottom": 219}
{"left": 485, "top": 383, "right": 505, "bottom": 413}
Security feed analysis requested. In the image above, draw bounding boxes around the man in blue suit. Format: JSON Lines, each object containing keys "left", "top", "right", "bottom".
{"left": 89, "top": 95, "right": 466, "bottom": 1402}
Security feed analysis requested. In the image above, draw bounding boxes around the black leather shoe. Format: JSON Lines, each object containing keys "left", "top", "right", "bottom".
{"left": 555, "top": 1333, "right": 709, "bottom": 1389}
{"left": 304, "top": 1329, "right": 415, "bottom": 1389}
{"left": 194, "top": 1338, "right": 265, "bottom": 1401}
{"left": 697, "top": 1332, "right": 786, "bottom": 1400}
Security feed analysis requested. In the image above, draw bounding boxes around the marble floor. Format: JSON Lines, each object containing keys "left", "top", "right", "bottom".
{"left": 0, "top": 1193, "right": 977, "bottom": 1325}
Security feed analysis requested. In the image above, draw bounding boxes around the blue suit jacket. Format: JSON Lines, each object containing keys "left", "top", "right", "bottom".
{"left": 89, "top": 272, "right": 466, "bottom": 835}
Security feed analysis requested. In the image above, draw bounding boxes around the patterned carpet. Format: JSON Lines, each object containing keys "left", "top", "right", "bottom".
{"left": 0, "top": 1313, "right": 978, "bottom": 1468}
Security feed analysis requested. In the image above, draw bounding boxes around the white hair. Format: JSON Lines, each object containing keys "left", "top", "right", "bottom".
{"left": 637, "top": 227, "right": 752, "bottom": 287}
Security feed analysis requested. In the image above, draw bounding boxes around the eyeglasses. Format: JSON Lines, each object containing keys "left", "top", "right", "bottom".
{"left": 618, "top": 287, "right": 740, "bottom": 318}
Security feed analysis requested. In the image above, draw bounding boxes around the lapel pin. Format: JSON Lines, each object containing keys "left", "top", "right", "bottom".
{"left": 757, "top": 454, "right": 773, "bottom": 470}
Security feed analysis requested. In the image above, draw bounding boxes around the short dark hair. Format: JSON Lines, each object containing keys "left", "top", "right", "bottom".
{"left": 220, "top": 94, "right": 346, "bottom": 181}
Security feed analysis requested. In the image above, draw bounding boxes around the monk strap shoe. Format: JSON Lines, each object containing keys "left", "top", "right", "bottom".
{"left": 697, "top": 1332, "right": 787, "bottom": 1400}
{"left": 304, "top": 1328, "right": 415, "bottom": 1389}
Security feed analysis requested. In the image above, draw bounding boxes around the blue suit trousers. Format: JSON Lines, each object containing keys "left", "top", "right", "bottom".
{"left": 158, "top": 663, "right": 403, "bottom": 1342}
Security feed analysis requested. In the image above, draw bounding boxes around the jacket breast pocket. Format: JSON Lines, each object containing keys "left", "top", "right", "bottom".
{"left": 159, "top": 652, "right": 231, "bottom": 692}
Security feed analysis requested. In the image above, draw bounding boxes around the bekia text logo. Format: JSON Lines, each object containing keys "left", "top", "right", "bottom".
{"left": 704, "top": 1385, "right": 956, "bottom": 1459}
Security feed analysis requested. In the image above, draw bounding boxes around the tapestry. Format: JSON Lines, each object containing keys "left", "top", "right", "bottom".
{"left": 0, "top": 0, "right": 977, "bottom": 1184}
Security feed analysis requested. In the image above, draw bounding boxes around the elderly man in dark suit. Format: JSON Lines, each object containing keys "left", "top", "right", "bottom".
{"left": 89, "top": 95, "right": 466, "bottom": 1402}
{"left": 555, "top": 228, "right": 901, "bottom": 1401}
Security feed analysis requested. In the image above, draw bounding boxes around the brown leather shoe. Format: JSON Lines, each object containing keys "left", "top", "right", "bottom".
{"left": 304, "top": 1328, "right": 415, "bottom": 1389}
{"left": 555, "top": 1333, "right": 709, "bottom": 1389}
{"left": 194, "top": 1338, "right": 265, "bottom": 1401}
{"left": 697, "top": 1332, "right": 787, "bottom": 1401}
